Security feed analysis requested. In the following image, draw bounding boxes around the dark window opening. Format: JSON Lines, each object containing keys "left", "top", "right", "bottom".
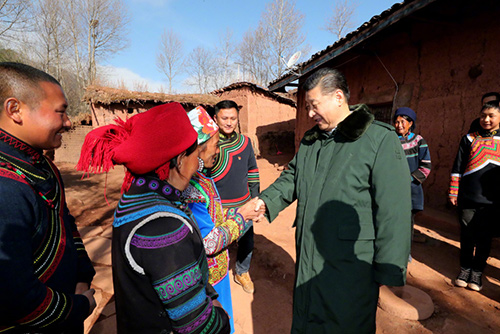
{"left": 367, "top": 103, "right": 393, "bottom": 125}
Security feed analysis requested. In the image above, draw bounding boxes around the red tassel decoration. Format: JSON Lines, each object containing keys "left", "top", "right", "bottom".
{"left": 76, "top": 121, "right": 129, "bottom": 176}
{"left": 155, "top": 161, "right": 171, "bottom": 181}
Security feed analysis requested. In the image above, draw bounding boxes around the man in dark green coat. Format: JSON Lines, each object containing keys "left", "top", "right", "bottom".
{"left": 256, "top": 68, "right": 411, "bottom": 333}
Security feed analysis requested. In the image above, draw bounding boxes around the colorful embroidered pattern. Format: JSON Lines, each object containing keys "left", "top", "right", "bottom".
{"left": 0, "top": 130, "right": 40, "bottom": 161}
{"left": 174, "top": 298, "right": 213, "bottom": 334}
{"left": 154, "top": 265, "right": 202, "bottom": 302}
{"left": 166, "top": 289, "right": 206, "bottom": 320}
{"left": 449, "top": 174, "right": 460, "bottom": 197}
{"left": 211, "top": 134, "right": 248, "bottom": 181}
{"left": 131, "top": 224, "right": 190, "bottom": 249}
{"left": 463, "top": 136, "right": 500, "bottom": 176}
{"left": 183, "top": 171, "right": 247, "bottom": 285}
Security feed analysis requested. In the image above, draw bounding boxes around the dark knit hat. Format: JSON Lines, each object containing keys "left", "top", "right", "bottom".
{"left": 77, "top": 102, "right": 197, "bottom": 192}
{"left": 394, "top": 107, "right": 417, "bottom": 123}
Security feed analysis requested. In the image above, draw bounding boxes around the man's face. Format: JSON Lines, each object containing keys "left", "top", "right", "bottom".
{"left": 20, "top": 82, "right": 71, "bottom": 150}
{"left": 479, "top": 107, "right": 500, "bottom": 132}
{"left": 215, "top": 107, "right": 238, "bottom": 136}
{"left": 305, "top": 86, "right": 340, "bottom": 132}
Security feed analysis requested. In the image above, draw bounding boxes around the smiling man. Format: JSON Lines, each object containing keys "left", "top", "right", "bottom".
{"left": 208, "top": 100, "right": 260, "bottom": 294}
{"left": 0, "top": 62, "right": 96, "bottom": 333}
{"left": 256, "top": 68, "right": 412, "bottom": 333}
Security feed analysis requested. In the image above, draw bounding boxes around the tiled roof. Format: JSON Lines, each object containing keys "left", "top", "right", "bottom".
{"left": 268, "top": 0, "right": 437, "bottom": 91}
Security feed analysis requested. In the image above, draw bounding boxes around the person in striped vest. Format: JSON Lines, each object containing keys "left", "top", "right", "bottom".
{"left": 208, "top": 100, "right": 260, "bottom": 294}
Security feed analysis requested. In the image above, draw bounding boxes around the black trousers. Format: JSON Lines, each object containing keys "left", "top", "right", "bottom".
{"left": 459, "top": 204, "right": 496, "bottom": 272}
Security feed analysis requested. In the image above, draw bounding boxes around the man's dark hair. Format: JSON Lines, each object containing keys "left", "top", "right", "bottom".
{"left": 481, "top": 100, "right": 500, "bottom": 112}
{"left": 0, "top": 62, "right": 61, "bottom": 109}
{"left": 302, "top": 67, "right": 350, "bottom": 102}
{"left": 481, "top": 92, "right": 500, "bottom": 104}
{"left": 214, "top": 100, "right": 239, "bottom": 115}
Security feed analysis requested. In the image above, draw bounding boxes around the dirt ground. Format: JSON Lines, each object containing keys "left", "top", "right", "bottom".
{"left": 60, "top": 154, "right": 500, "bottom": 334}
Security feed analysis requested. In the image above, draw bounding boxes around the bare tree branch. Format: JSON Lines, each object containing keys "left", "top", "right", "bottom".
{"left": 238, "top": 0, "right": 307, "bottom": 85}
{"left": 185, "top": 46, "right": 216, "bottom": 94}
{"left": 0, "top": 0, "right": 31, "bottom": 40}
{"left": 156, "top": 29, "right": 183, "bottom": 94}
{"left": 323, "top": 0, "right": 358, "bottom": 40}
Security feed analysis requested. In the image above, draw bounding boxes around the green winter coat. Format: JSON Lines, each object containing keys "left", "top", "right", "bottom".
{"left": 259, "top": 105, "right": 411, "bottom": 334}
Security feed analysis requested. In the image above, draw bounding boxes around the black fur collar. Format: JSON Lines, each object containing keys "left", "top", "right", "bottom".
{"left": 304, "top": 104, "right": 374, "bottom": 142}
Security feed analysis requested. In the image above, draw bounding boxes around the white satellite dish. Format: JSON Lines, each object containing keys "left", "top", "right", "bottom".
{"left": 286, "top": 51, "right": 301, "bottom": 68}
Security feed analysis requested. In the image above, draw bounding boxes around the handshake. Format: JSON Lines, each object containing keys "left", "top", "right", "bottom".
{"left": 238, "top": 197, "right": 267, "bottom": 223}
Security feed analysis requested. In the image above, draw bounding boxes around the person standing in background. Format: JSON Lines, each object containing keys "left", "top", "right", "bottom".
{"left": 450, "top": 100, "right": 500, "bottom": 292}
{"left": 393, "top": 107, "right": 431, "bottom": 245}
{"left": 209, "top": 100, "right": 260, "bottom": 294}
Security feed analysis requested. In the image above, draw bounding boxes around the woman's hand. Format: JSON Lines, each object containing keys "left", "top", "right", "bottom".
{"left": 238, "top": 197, "right": 266, "bottom": 221}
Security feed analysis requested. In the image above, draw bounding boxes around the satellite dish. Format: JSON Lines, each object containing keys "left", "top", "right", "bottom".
{"left": 286, "top": 51, "right": 301, "bottom": 68}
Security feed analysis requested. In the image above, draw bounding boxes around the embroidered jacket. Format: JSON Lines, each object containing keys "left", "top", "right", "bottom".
{"left": 450, "top": 130, "right": 500, "bottom": 205}
{"left": 112, "top": 175, "right": 230, "bottom": 334}
{"left": 0, "top": 129, "right": 95, "bottom": 333}
{"left": 208, "top": 133, "right": 260, "bottom": 208}
{"left": 183, "top": 171, "right": 250, "bottom": 285}
{"left": 398, "top": 132, "right": 431, "bottom": 211}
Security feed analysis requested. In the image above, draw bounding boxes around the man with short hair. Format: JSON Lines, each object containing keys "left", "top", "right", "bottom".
{"left": 255, "top": 68, "right": 412, "bottom": 333}
{"left": 0, "top": 62, "right": 96, "bottom": 333}
{"left": 468, "top": 92, "right": 500, "bottom": 133}
{"left": 209, "top": 100, "right": 260, "bottom": 294}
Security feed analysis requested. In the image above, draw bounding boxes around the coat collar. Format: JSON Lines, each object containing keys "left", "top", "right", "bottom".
{"left": 304, "top": 104, "right": 374, "bottom": 142}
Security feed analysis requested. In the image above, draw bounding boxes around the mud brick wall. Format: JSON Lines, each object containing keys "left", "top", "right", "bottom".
{"left": 55, "top": 126, "right": 93, "bottom": 164}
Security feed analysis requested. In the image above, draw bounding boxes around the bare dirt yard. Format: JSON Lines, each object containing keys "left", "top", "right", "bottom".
{"left": 59, "top": 154, "right": 500, "bottom": 334}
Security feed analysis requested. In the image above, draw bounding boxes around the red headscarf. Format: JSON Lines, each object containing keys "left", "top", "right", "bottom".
{"left": 77, "top": 102, "right": 197, "bottom": 193}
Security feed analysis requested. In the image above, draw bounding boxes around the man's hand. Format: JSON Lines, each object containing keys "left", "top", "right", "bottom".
{"left": 81, "top": 288, "right": 96, "bottom": 316}
{"left": 239, "top": 197, "right": 266, "bottom": 221}
{"left": 449, "top": 196, "right": 458, "bottom": 206}
{"left": 253, "top": 198, "right": 267, "bottom": 223}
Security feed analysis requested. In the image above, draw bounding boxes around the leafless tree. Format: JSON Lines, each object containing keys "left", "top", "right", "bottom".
{"left": 214, "top": 28, "right": 235, "bottom": 87}
{"left": 238, "top": 0, "right": 307, "bottom": 85}
{"left": 66, "top": 0, "right": 129, "bottom": 85}
{"left": 32, "top": 0, "right": 70, "bottom": 82}
{"left": 85, "top": 0, "right": 130, "bottom": 84}
{"left": 156, "top": 29, "right": 183, "bottom": 94}
{"left": 323, "top": 0, "right": 358, "bottom": 40}
{"left": 261, "top": 0, "right": 306, "bottom": 79}
{"left": 65, "top": 1, "right": 85, "bottom": 88}
{"left": 185, "top": 46, "right": 216, "bottom": 94}
{"left": 0, "top": 0, "right": 30, "bottom": 40}
{"left": 237, "top": 26, "right": 270, "bottom": 86}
